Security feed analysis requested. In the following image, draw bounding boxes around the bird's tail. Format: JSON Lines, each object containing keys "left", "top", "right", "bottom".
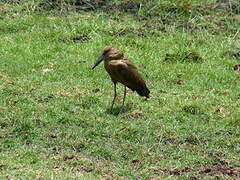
{"left": 136, "top": 86, "right": 150, "bottom": 98}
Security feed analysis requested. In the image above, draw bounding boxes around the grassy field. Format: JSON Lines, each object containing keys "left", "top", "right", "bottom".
{"left": 0, "top": 0, "right": 240, "bottom": 179}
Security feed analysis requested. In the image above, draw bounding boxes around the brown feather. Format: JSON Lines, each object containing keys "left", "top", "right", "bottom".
{"left": 103, "top": 49, "right": 150, "bottom": 98}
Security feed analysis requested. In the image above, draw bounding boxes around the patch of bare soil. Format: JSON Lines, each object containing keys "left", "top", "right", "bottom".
{"left": 60, "top": 34, "right": 91, "bottom": 43}
{"left": 199, "top": 161, "right": 240, "bottom": 178}
{"left": 122, "top": 110, "right": 144, "bottom": 120}
{"left": 73, "top": 0, "right": 108, "bottom": 11}
{"left": 63, "top": 155, "right": 94, "bottom": 173}
{"left": 72, "top": 34, "right": 90, "bottom": 42}
{"left": 216, "top": 0, "right": 240, "bottom": 14}
{"left": 156, "top": 164, "right": 240, "bottom": 178}
{"left": 164, "top": 51, "right": 203, "bottom": 63}
{"left": 37, "top": 94, "right": 54, "bottom": 103}
{"left": 39, "top": 0, "right": 140, "bottom": 15}
{"left": 197, "top": 0, "right": 240, "bottom": 15}
{"left": 166, "top": 79, "right": 184, "bottom": 86}
{"left": 117, "top": 1, "right": 140, "bottom": 15}
{"left": 155, "top": 156, "right": 240, "bottom": 178}
{"left": 38, "top": 0, "right": 239, "bottom": 15}
{"left": 162, "top": 167, "right": 193, "bottom": 176}
{"left": 161, "top": 135, "right": 208, "bottom": 146}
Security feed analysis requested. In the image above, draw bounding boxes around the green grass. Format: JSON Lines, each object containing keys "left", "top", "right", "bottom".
{"left": 0, "top": 0, "right": 240, "bottom": 179}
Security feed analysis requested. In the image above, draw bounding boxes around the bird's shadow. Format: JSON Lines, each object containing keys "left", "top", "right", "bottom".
{"left": 106, "top": 104, "right": 133, "bottom": 116}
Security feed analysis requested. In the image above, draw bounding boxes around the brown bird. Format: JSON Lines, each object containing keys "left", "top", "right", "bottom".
{"left": 92, "top": 46, "right": 150, "bottom": 112}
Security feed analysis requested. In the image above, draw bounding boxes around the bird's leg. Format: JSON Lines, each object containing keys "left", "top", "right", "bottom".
{"left": 120, "top": 86, "right": 127, "bottom": 113}
{"left": 110, "top": 83, "right": 117, "bottom": 112}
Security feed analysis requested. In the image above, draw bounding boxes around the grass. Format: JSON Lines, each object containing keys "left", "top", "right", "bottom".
{"left": 0, "top": 0, "right": 240, "bottom": 179}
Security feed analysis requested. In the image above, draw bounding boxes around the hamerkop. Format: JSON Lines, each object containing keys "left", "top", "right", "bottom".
{"left": 92, "top": 46, "right": 150, "bottom": 112}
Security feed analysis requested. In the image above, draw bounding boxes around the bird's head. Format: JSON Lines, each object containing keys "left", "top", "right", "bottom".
{"left": 92, "top": 46, "right": 124, "bottom": 69}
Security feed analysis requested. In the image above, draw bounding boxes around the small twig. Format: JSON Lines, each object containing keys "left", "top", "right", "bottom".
{"left": 232, "top": 29, "right": 239, "bottom": 40}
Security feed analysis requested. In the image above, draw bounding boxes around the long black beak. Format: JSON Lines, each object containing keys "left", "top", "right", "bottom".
{"left": 92, "top": 55, "right": 104, "bottom": 69}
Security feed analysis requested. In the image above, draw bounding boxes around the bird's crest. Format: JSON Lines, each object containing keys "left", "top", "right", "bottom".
{"left": 103, "top": 46, "right": 113, "bottom": 54}
{"left": 102, "top": 46, "right": 124, "bottom": 60}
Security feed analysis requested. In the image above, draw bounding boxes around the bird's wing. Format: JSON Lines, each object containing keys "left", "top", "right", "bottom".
{"left": 108, "top": 60, "right": 146, "bottom": 91}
